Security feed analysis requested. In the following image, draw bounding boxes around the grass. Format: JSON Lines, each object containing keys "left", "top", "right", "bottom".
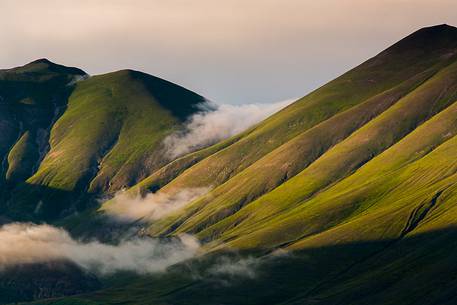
{"left": 143, "top": 26, "right": 457, "bottom": 242}
{"left": 1, "top": 65, "right": 204, "bottom": 221}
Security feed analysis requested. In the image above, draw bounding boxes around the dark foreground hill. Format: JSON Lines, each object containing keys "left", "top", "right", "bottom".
{"left": 3, "top": 24, "right": 457, "bottom": 305}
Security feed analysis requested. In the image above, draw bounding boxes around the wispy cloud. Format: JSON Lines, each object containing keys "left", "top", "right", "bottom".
{"left": 164, "top": 99, "right": 295, "bottom": 158}
{"left": 207, "top": 256, "right": 258, "bottom": 279}
{"left": 0, "top": 223, "right": 200, "bottom": 275}
{"left": 103, "top": 187, "right": 210, "bottom": 222}
{"left": 191, "top": 250, "right": 289, "bottom": 285}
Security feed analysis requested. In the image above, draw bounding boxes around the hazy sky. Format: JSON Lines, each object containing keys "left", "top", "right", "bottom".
{"left": 2, "top": 0, "right": 457, "bottom": 104}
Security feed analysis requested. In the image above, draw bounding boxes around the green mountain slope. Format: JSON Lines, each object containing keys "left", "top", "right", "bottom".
{"left": 0, "top": 61, "right": 205, "bottom": 221}
{"left": 139, "top": 24, "right": 457, "bottom": 195}
{"left": 113, "top": 24, "right": 457, "bottom": 245}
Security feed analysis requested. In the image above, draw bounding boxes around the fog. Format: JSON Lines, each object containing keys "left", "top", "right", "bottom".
{"left": 164, "top": 99, "right": 295, "bottom": 158}
{"left": 0, "top": 223, "right": 200, "bottom": 275}
{"left": 104, "top": 187, "right": 210, "bottom": 222}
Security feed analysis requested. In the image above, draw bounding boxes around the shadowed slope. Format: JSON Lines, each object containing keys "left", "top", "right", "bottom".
{"left": 0, "top": 60, "right": 86, "bottom": 215}
{"left": 0, "top": 59, "right": 86, "bottom": 184}
{"left": 23, "top": 228, "right": 457, "bottom": 305}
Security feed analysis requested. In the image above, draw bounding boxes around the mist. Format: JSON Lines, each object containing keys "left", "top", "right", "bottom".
{"left": 164, "top": 99, "right": 295, "bottom": 158}
{"left": 0, "top": 223, "right": 200, "bottom": 275}
{"left": 208, "top": 256, "right": 258, "bottom": 279}
{"left": 104, "top": 187, "right": 210, "bottom": 222}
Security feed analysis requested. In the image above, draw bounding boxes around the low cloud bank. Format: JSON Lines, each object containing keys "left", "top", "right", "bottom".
{"left": 0, "top": 223, "right": 200, "bottom": 275}
{"left": 104, "top": 187, "right": 210, "bottom": 222}
{"left": 164, "top": 99, "right": 296, "bottom": 158}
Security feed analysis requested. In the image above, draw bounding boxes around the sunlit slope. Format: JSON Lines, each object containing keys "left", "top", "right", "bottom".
{"left": 124, "top": 25, "right": 457, "bottom": 243}
{"left": 129, "top": 24, "right": 457, "bottom": 198}
{"left": 172, "top": 56, "right": 457, "bottom": 241}
{"left": 30, "top": 70, "right": 203, "bottom": 192}
{"left": 217, "top": 99, "right": 457, "bottom": 249}
{"left": 1, "top": 67, "right": 205, "bottom": 221}
{"left": 146, "top": 60, "right": 455, "bottom": 236}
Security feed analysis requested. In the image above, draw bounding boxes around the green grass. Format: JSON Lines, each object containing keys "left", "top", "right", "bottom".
{"left": 142, "top": 26, "right": 457, "bottom": 243}
{"left": 1, "top": 64, "right": 204, "bottom": 220}
{"left": 29, "top": 69, "right": 203, "bottom": 194}
{"left": 6, "top": 131, "right": 40, "bottom": 182}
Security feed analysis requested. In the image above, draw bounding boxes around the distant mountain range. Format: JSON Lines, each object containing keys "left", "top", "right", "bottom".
{"left": 2, "top": 24, "right": 457, "bottom": 305}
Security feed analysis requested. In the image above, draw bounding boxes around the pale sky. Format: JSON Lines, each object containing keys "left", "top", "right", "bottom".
{"left": 1, "top": 0, "right": 457, "bottom": 104}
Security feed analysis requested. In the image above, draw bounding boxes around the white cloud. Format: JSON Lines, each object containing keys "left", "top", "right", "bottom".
{"left": 208, "top": 256, "right": 258, "bottom": 279}
{"left": 104, "top": 187, "right": 210, "bottom": 222}
{"left": 164, "top": 99, "right": 295, "bottom": 159}
{"left": 0, "top": 223, "right": 200, "bottom": 275}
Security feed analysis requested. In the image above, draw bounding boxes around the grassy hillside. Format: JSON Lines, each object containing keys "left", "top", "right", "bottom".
{"left": 0, "top": 62, "right": 205, "bottom": 221}
{"left": 109, "top": 24, "right": 457, "bottom": 243}
{"left": 29, "top": 69, "right": 203, "bottom": 194}
{"left": 130, "top": 24, "right": 457, "bottom": 196}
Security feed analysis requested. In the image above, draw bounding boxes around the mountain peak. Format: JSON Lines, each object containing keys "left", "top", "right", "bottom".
{"left": 421, "top": 23, "right": 456, "bottom": 31}
{"left": 19, "top": 58, "right": 87, "bottom": 76}
{"left": 412, "top": 24, "right": 457, "bottom": 39}
{"left": 29, "top": 58, "right": 53, "bottom": 65}
{"left": 386, "top": 24, "right": 457, "bottom": 54}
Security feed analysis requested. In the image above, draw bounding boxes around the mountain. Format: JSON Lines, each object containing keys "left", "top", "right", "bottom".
{"left": 3, "top": 24, "right": 457, "bottom": 305}
{"left": 0, "top": 60, "right": 205, "bottom": 221}
{"left": 126, "top": 23, "right": 457, "bottom": 250}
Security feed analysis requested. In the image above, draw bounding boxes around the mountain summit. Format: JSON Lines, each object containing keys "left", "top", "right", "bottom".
{"left": 385, "top": 24, "right": 457, "bottom": 54}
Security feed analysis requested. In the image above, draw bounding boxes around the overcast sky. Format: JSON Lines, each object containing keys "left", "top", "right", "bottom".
{"left": 2, "top": 0, "right": 457, "bottom": 104}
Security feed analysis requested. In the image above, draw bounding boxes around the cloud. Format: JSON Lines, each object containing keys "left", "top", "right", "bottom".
{"left": 163, "top": 99, "right": 296, "bottom": 159}
{"left": 103, "top": 187, "right": 210, "bottom": 222}
{"left": 207, "top": 256, "right": 258, "bottom": 279}
{"left": 190, "top": 250, "right": 290, "bottom": 283}
{"left": 0, "top": 223, "right": 200, "bottom": 275}
{"left": 66, "top": 73, "right": 89, "bottom": 86}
